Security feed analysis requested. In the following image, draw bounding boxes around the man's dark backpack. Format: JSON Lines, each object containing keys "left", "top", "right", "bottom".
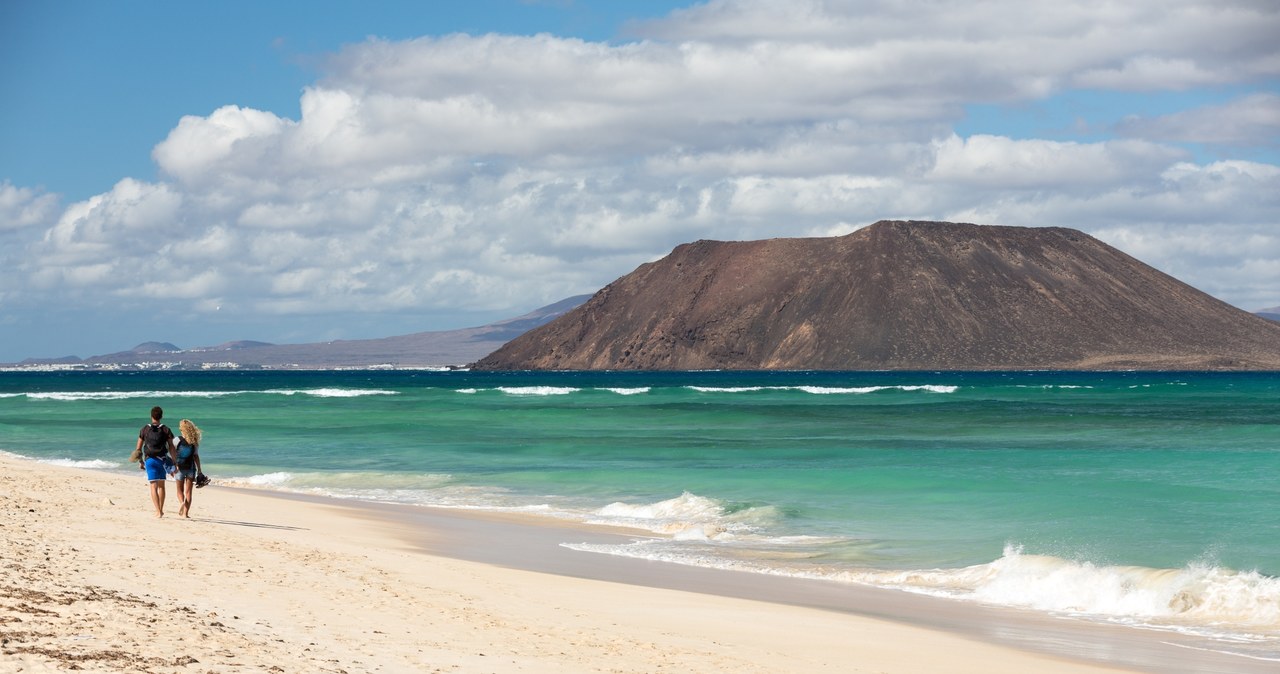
{"left": 142, "top": 423, "right": 172, "bottom": 458}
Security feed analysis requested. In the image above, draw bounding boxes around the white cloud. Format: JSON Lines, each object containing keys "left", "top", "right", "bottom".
{"left": 642, "top": 0, "right": 1280, "bottom": 93}
{"left": 153, "top": 105, "right": 292, "bottom": 185}
{"left": 8, "top": 0, "right": 1280, "bottom": 341}
{"left": 938, "top": 159, "right": 1280, "bottom": 308}
{"left": 1116, "top": 93, "right": 1280, "bottom": 146}
{"left": 928, "top": 135, "right": 1185, "bottom": 189}
{"left": 40, "top": 179, "right": 181, "bottom": 257}
{"left": 0, "top": 181, "right": 59, "bottom": 230}
{"left": 1094, "top": 221, "right": 1280, "bottom": 312}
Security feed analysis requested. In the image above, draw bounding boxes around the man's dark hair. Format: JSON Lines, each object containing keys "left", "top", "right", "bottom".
{"left": 151, "top": 406, "right": 163, "bottom": 421}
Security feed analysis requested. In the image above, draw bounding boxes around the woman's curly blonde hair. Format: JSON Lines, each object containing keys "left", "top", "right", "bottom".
{"left": 179, "top": 419, "right": 202, "bottom": 448}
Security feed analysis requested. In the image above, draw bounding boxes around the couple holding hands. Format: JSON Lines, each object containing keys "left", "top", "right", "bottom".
{"left": 132, "top": 406, "right": 206, "bottom": 518}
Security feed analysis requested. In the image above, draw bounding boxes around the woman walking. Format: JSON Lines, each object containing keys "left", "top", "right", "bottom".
{"left": 173, "top": 419, "right": 203, "bottom": 518}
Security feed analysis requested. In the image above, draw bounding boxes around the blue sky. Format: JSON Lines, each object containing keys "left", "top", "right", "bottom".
{"left": 1, "top": 0, "right": 1278, "bottom": 362}
{"left": 1, "top": 0, "right": 688, "bottom": 200}
{"left": 959, "top": 87, "right": 1278, "bottom": 164}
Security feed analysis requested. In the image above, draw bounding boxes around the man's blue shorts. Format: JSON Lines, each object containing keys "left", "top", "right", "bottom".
{"left": 144, "top": 456, "right": 170, "bottom": 481}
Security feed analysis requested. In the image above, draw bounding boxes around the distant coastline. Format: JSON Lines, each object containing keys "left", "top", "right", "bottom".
{"left": 2, "top": 296, "right": 589, "bottom": 371}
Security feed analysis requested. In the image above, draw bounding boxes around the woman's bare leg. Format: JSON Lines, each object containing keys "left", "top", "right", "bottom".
{"left": 177, "top": 478, "right": 193, "bottom": 517}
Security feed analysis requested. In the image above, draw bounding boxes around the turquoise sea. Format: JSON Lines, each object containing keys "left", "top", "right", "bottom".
{"left": 2, "top": 369, "right": 1278, "bottom": 655}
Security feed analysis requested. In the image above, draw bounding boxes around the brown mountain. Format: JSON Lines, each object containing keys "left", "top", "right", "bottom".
{"left": 473, "top": 221, "right": 1280, "bottom": 371}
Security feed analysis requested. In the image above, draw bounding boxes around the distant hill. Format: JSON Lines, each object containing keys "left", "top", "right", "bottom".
{"left": 13, "top": 296, "right": 589, "bottom": 370}
{"left": 474, "top": 221, "right": 1280, "bottom": 371}
{"left": 1257, "top": 306, "right": 1280, "bottom": 323}
{"left": 130, "top": 342, "right": 182, "bottom": 353}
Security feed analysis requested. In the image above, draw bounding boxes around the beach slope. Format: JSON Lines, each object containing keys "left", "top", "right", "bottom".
{"left": 1, "top": 454, "right": 1137, "bottom": 673}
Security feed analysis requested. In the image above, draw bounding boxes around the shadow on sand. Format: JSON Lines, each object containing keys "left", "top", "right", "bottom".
{"left": 187, "top": 517, "right": 307, "bottom": 531}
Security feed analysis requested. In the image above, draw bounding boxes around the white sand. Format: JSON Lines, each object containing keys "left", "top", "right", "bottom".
{"left": 1, "top": 454, "right": 1148, "bottom": 673}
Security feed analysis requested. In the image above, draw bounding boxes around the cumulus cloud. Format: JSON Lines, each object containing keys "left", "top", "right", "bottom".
{"left": 153, "top": 105, "right": 292, "bottom": 184}
{"left": 8, "top": 0, "right": 1280, "bottom": 341}
{"left": 0, "top": 181, "right": 59, "bottom": 231}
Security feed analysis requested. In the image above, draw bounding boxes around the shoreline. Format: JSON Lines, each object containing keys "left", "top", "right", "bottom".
{"left": 279, "top": 488, "right": 1280, "bottom": 673}
{"left": 0, "top": 454, "right": 1264, "bottom": 673}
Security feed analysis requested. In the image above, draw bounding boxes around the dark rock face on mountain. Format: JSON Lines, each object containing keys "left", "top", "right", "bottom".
{"left": 473, "top": 221, "right": 1280, "bottom": 371}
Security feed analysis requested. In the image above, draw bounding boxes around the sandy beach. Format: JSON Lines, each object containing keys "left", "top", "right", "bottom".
{"left": 0, "top": 453, "right": 1251, "bottom": 673}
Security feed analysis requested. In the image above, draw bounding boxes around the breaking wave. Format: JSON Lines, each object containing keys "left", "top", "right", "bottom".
{"left": 11, "top": 388, "right": 397, "bottom": 401}
{"left": 458, "top": 387, "right": 650, "bottom": 396}
{"left": 566, "top": 537, "right": 1280, "bottom": 643}
{"left": 687, "top": 384, "right": 958, "bottom": 394}
{"left": 847, "top": 544, "right": 1280, "bottom": 635}
{"left": 263, "top": 388, "right": 397, "bottom": 397}
{"left": 601, "top": 387, "right": 651, "bottom": 395}
{"left": 585, "top": 491, "right": 782, "bottom": 541}
{"left": 35, "top": 457, "right": 119, "bottom": 470}
{"left": 496, "top": 386, "right": 580, "bottom": 395}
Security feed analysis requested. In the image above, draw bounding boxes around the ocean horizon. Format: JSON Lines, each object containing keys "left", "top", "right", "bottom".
{"left": 3, "top": 368, "right": 1277, "bottom": 660}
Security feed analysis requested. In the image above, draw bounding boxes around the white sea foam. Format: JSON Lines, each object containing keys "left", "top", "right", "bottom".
{"left": 686, "top": 385, "right": 958, "bottom": 395}
{"left": 36, "top": 457, "right": 118, "bottom": 470}
{"left": 838, "top": 544, "right": 1280, "bottom": 637}
{"left": 496, "top": 386, "right": 580, "bottom": 396}
{"left": 224, "top": 470, "right": 438, "bottom": 492}
{"left": 468, "top": 386, "right": 651, "bottom": 395}
{"left": 24, "top": 390, "right": 243, "bottom": 401}
{"left": 586, "top": 491, "right": 779, "bottom": 540}
{"left": 238, "top": 471, "right": 295, "bottom": 488}
{"left": 211, "top": 470, "right": 577, "bottom": 517}
{"left": 801, "top": 384, "right": 958, "bottom": 394}
{"left": 908, "top": 384, "right": 959, "bottom": 393}
{"left": 5, "top": 450, "right": 190, "bottom": 477}
{"left": 450, "top": 385, "right": 951, "bottom": 396}
{"left": 264, "top": 388, "right": 397, "bottom": 397}
{"left": 562, "top": 539, "right": 832, "bottom": 579}
{"left": 793, "top": 386, "right": 873, "bottom": 394}
{"left": 563, "top": 537, "right": 1280, "bottom": 642}
{"left": 16, "top": 388, "right": 397, "bottom": 401}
